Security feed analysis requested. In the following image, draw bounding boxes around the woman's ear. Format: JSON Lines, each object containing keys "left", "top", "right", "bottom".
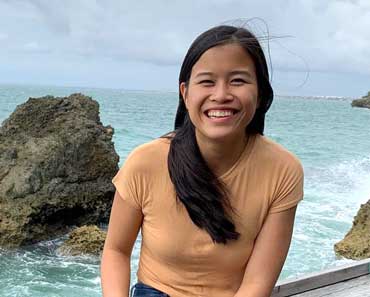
{"left": 180, "top": 82, "right": 187, "bottom": 106}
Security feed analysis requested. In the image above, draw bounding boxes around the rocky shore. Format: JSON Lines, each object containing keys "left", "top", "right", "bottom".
{"left": 57, "top": 225, "right": 107, "bottom": 256}
{"left": 351, "top": 91, "right": 370, "bottom": 109}
{"left": 0, "top": 93, "right": 118, "bottom": 249}
{"left": 337, "top": 90, "right": 370, "bottom": 259}
{"left": 334, "top": 199, "right": 370, "bottom": 260}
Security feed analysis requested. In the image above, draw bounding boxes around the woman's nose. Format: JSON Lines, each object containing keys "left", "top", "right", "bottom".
{"left": 210, "top": 82, "right": 233, "bottom": 102}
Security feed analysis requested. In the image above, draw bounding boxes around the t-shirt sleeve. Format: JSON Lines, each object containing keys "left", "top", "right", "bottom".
{"left": 269, "top": 157, "right": 304, "bottom": 213}
{"left": 112, "top": 150, "right": 143, "bottom": 210}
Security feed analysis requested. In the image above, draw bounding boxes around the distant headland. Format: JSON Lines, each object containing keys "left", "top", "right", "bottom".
{"left": 351, "top": 91, "right": 370, "bottom": 109}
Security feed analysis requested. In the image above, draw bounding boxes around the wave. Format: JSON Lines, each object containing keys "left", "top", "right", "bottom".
{"left": 276, "top": 95, "right": 355, "bottom": 101}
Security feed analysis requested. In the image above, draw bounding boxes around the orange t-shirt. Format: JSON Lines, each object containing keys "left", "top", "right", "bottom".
{"left": 112, "top": 134, "right": 304, "bottom": 297}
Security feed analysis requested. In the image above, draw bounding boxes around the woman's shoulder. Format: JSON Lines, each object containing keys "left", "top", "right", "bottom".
{"left": 129, "top": 137, "right": 171, "bottom": 156}
{"left": 253, "top": 134, "right": 302, "bottom": 169}
{"left": 123, "top": 137, "right": 171, "bottom": 171}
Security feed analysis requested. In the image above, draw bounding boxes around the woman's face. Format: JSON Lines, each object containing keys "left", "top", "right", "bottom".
{"left": 180, "top": 43, "right": 259, "bottom": 144}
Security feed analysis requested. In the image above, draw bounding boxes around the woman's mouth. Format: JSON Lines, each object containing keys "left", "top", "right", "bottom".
{"left": 204, "top": 109, "right": 238, "bottom": 119}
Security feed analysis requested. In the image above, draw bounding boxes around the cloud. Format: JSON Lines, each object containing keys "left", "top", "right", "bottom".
{"left": 0, "top": 0, "right": 369, "bottom": 94}
{"left": 0, "top": 33, "right": 8, "bottom": 41}
{"left": 2, "top": 0, "right": 71, "bottom": 34}
{"left": 22, "top": 41, "right": 51, "bottom": 53}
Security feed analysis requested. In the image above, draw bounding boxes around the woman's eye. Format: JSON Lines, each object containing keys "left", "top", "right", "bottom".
{"left": 231, "top": 78, "right": 247, "bottom": 85}
{"left": 199, "top": 80, "right": 214, "bottom": 86}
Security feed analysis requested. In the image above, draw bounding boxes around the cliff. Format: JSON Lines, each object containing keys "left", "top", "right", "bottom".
{"left": 351, "top": 91, "right": 370, "bottom": 109}
{"left": 334, "top": 199, "right": 370, "bottom": 259}
{"left": 0, "top": 93, "right": 119, "bottom": 248}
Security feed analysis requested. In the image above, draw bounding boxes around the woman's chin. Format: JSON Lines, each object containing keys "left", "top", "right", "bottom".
{"left": 196, "top": 129, "right": 243, "bottom": 144}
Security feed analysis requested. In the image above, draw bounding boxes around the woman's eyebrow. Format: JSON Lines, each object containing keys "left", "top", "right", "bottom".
{"left": 194, "top": 71, "right": 213, "bottom": 78}
{"left": 194, "top": 70, "right": 255, "bottom": 78}
{"left": 229, "top": 70, "right": 254, "bottom": 78}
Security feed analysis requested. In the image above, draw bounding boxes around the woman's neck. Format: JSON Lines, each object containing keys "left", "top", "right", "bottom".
{"left": 196, "top": 132, "right": 249, "bottom": 177}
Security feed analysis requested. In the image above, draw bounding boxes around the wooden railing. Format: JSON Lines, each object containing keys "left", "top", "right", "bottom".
{"left": 272, "top": 258, "right": 370, "bottom": 296}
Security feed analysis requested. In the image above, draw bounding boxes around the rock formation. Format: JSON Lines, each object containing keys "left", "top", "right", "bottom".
{"left": 351, "top": 91, "right": 370, "bottom": 109}
{"left": 0, "top": 93, "right": 119, "bottom": 248}
{"left": 57, "top": 225, "right": 106, "bottom": 256}
{"left": 334, "top": 199, "right": 370, "bottom": 259}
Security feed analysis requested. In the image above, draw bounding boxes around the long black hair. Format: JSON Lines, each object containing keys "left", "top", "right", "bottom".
{"left": 166, "top": 25, "right": 273, "bottom": 244}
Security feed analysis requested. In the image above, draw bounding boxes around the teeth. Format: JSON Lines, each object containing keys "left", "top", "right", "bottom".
{"left": 207, "top": 110, "right": 233, "bottom": 117}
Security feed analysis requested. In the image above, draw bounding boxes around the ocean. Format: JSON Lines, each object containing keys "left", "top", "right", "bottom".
{"left": 0, "top": 84, "right": 369, "bottom": 296}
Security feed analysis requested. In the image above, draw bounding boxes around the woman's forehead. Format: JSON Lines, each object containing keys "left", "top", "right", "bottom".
{"left": 191, "top": 44, "right": 256, "bottom": 76}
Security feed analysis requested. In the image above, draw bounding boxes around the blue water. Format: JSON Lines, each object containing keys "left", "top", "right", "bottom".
{"left": 0, "top": 84, "right": 369, "bottom": 296}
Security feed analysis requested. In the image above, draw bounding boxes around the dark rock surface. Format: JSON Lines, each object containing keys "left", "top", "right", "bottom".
{"left": 0, "top": 93, "right": 119, "bottom": 248}
{"left": 334, "top": 199, "right": 370, "bottom": 259}
{"left": 352, "top": 91, "right": 370, "bottom": 109}
{"left": 57, "top": 225, "right": 106, "bottom": 256}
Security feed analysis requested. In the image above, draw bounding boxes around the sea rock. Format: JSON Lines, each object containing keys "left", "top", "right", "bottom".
{"left": 57, "top": 225, "right": 106, "bottom": 256}
{"left": 334, "top": 199, "right": 370, "bottom": 259}
{"left": 351, "top": 91, "right": 370, "bottom": 109}
{"left": 0, "top": 93, "right": 119, "bottom": 248}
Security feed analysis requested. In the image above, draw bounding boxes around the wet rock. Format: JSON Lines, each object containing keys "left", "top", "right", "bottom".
{"left": 334, "top": 199, "right": 370, "bottom": 259}
{"left": 0, "top": 93, "right": 119, "bottom": 248}
{"left": 351, "top": 91, "right": 370, "bottom": 109}
{"left": 57, "top": 225, "right": 106, "bottom": 256}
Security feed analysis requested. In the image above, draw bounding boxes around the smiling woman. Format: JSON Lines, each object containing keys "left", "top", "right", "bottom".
{"left": 101, "top": 25, "right": 304, "bottom": 297}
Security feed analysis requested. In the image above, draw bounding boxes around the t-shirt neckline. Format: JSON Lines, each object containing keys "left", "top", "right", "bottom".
{"left": 217, "top": 134, "right": 257, "bottom": 180}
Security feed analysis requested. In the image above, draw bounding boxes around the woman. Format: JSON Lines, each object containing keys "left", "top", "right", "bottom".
{"left": 101, "top": 25, "right": 304, "bottom": 297}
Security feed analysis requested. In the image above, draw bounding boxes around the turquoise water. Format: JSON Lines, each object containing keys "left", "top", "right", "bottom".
{"left": 0, "top": 84, "right": 369, "bottom": 296}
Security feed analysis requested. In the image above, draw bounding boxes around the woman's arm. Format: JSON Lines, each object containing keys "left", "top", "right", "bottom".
{"left": 101, "top": 190, "right": 143, "bottom": 297}
{"left": 234, "top": 206, "right": 298, "bottom": 297}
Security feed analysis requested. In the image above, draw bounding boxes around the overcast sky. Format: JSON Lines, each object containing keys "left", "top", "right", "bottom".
{"left": 0, "top": 0, "right": 369, "bottom": 97}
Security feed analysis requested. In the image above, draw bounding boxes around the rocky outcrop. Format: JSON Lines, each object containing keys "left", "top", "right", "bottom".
{"left": 334, "top": 199, "right": 370, "bottom": 259}
{"left": 57, "top": 225, "right": 106, "bottom": 256}
{"left": 352, "top": 91, "right": 370, "bottom": 109}
{"left": 0, "top": 93, "right": 119, "bottom": 248}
